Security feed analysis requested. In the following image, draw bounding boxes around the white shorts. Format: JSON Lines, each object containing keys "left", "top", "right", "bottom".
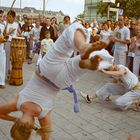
{"left": 17, "top": 73, "right": 59, "bottom": 119}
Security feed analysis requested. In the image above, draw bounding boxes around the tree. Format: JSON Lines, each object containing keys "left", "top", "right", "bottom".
{"left": 97, "top": 0, "right": 140, "bottom": 19}
{"left": 125, "top": 0, "right": 140, "bottom": 19}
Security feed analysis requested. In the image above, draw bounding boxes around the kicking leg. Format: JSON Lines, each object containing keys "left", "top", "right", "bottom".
{"left": 79, "top": 55, "right": 102, "bottom": 70}
{"left": 81, "top": 41, "right": 107, "bottom": 60}
{"left": 38, "top": 111, "right": 52, "bottom": 140}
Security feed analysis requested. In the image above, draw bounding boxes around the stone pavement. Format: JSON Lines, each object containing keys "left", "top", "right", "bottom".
{"left": 0, "top": 60, "right": 140, "bottom": 140}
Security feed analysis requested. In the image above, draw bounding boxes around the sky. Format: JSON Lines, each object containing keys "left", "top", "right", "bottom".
{"left": 0, "top": 0, "right": 85, "bottom": 21}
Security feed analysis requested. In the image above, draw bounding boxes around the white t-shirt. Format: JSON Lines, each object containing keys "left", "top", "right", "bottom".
{"left": 29, "top": 26, "right": 42, "bottom": 41}
{"left": 114, "top": 26, "right": 130, "bottom": 51}
{"left": 100, "top": 30, "right": 112, "bottom": 44}
{"left": 118, "top": 65, "right": 138, "bottom": 89}
{"left": 134, "top": 42, "right": 140, "bottom": 56}
{"left": 41, "top": 38, "right": 54, "bottom": 53}
{"left": 39, "top": 22, "right": 90, "bottom": 88}
{"left": 5, "top": 21, "right": 19, "bottom": 41}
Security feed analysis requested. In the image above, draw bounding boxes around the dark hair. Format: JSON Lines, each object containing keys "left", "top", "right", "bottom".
{"left": 7, "top": 10, "right": 16, "bottom": 18}
{"left": 45, "top": 30, "right": 51, "bottom": 35}
{"left": 0, "top": 10, "right": 4, "bottom": 14}
{"left": 64, "top": 15, "right": 70, "bottom": 20}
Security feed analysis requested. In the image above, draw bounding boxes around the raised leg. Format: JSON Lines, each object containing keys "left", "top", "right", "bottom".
{"left": 79, "top": 55, "right": 102, "bottom": 70}
{"left": 81, "top": 41, "right": 107, "bottom": 60}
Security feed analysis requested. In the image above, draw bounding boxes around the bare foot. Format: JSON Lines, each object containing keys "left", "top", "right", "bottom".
{"left": 90, "top": 55, "right": 102, "bottom": 70}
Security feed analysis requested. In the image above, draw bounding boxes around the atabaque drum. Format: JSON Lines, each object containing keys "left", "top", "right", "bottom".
{"left": 9, "top": 37, "right": 26, "bottom": 86}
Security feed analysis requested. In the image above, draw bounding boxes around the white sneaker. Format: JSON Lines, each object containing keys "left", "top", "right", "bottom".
{"left": 80, "top": 91, "right": 92, "bottom": 104}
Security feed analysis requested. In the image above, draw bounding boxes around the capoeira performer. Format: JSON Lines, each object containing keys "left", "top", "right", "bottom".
{"left": 81, "top": 63, "right": 140, "bottom": 110}
{"left": 4, "top": 10, "right": 20, "bottom": 80}
{"left": 0, "top": 22, "right": 108, "bottom": 140}
{"left": 0, "top": 10, "right": 6, "bottom": 88}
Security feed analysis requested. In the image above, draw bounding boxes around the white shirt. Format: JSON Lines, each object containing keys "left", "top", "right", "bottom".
{"left": 5, "top": 21, "right": 19, "bottom": 41}
{"left": 41, "top": 38, "right": 54, "bottom": 53}
{"left": 29, "top": 26, "right": 42, "bottom": 41}
{"left": 118, "top": 65, "right": 138, "bottom": 89}
{"left": 114, "top": 26, "right": 130, "bottom": 51}
{"left": 100, "top": 30, "right": 112, "bottom": 44}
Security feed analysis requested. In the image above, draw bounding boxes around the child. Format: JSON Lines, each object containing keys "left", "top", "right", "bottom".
{"left": 40, "top": 30, "right": 54, "bottom": 57}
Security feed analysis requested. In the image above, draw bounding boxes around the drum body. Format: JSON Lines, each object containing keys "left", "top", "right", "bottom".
{"left": 9, "top": 37, "right": 26, "bottom": 85}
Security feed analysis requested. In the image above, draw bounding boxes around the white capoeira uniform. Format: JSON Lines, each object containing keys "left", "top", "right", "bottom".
{"left": 0, "top": 23, "right": 6, "bottom": 86}
{"left": 96, "top": 65, "right": 140, "bottom": 110}
{"left": 17, "top": 22, "right": 90, "bottom": 119}
{"left": 133, "top": 42, "right": 140, "bottom": 78}
{"left": 4, "top": 21, "right": 19, "bottom": 77}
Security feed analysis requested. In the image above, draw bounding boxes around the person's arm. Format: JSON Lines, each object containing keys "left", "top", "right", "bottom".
{"left": 0, "top": 114, "right": 17, "bottom": 122}
{"left": 114, "top": 28, "right": 131, "bottom": 45}
{"left": 74, "top": 29, "right": 107, "bottom": 60}
{"left": 40, "top": 40, "right": 44, "bottom": 55}
{"left": 101, "top": 68, "right": 126, "bottom": 77}
{"left": 114, "top": 38, "right": 130, "bottom": 44}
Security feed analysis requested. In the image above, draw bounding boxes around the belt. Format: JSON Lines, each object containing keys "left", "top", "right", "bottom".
{"left": 132, "top": 82, "right": 140, "bottom": 90}
{"left": 35, "top": 68, "right": 60, "bottom": 90}
{"left": 36, "top": 64, "right": 79, "bottom": 113}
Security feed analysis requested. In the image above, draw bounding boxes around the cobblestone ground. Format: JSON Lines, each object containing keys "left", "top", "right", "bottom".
{"left": 0, "top": 59, "right": 140, "bottom": 140}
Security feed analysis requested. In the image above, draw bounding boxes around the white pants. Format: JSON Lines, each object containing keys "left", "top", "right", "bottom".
{"left": 0, "top": 45, "right": 6, "bottom": 85}
{"left": 133, "top": 55, "right": 140, "bottom": 78}
{"left": 96, "top": 83, "right": 140, "bottom": 110}
{"left": 4, "top": 42, "right": 11, "bottom": 78}
{"left": 114, "top": 50, "right": 127, "bottom": 66}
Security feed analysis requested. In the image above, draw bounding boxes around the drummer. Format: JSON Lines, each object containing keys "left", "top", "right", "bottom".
{"left": 0, "top": 9, "right": 6, "bottom": 88}
{"left": 4, "top": 10, "right": 21, "bottom": 80}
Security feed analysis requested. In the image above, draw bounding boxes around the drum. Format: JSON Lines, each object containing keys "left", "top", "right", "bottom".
{"left": 9, "top": 37, "right": 26, "bottom": 85}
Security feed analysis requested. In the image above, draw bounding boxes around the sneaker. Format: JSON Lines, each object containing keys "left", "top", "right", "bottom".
{"left": 80, "top": 91, "right": 92, "bottom": 104}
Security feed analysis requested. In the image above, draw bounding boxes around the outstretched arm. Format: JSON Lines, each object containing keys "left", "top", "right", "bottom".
{"left": 100, "top": 68, "right": 126, "bottom": 77}
{"left": 0, "top": 114, "right": 17, "bottom": 122}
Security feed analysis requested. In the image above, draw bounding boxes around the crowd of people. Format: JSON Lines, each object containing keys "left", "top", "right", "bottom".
{"left": 0, "top": 8, "right": 140, "bottom": 140}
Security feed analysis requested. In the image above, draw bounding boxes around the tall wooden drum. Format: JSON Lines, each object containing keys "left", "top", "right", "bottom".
{"left": 9, "top": 37, "right": 26, "bottom": 85}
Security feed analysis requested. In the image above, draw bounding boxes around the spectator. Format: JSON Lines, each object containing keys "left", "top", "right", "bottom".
{"left": 59, "top": 15, "right": 71, "bottom": 34}
{"left": 4, "top": 10, "right": 21, "bottom": 80}
{"left": 50, "top": 17, "right": 59, "bottom": 41}
{"left": 40, "top": 17, "right": 55, "bottom": 42}
{"left": 28, "top": 19, "right": 42, "bottom": 64}
{"left": 112, "top": 16, "right": 130, "bottom": 66}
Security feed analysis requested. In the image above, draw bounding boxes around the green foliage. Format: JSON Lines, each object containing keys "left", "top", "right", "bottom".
{"left": 97, "top": 0, "right": 140, "bottom": 19}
